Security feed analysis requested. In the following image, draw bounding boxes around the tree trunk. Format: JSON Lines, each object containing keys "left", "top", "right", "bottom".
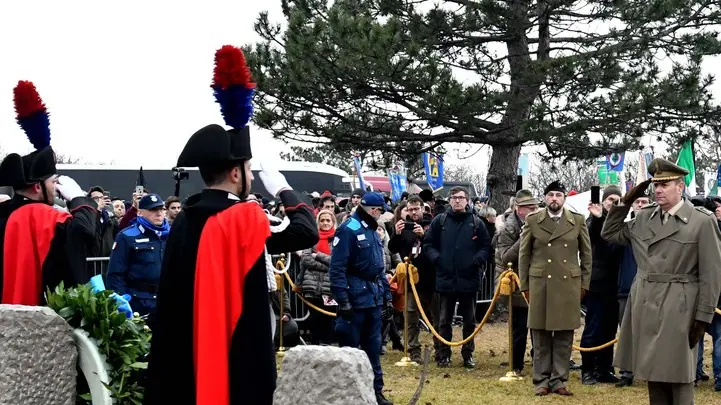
{"left": 487, "top": 144, "right": 522, "bottom": 212}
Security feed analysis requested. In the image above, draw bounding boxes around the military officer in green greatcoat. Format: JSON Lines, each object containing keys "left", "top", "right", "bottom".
{"left": 519, "top": 181, "right": 592, "bottom": 396}
{"left": 602, "top": 158, "right": 721, "bottom": 405}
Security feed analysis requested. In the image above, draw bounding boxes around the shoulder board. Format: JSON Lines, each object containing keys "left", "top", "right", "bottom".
{"left": 346, "top": 217, "right": 362, "bottom": 231}
{"left": 526, "top": 211, "right": 540, "bottom": 218}
{"left": 694, "top": 206, "right": 713, "bottom": 216}
{"left": 641, "top": 202, "right": 658, "bottom": 210}
{"left": 121, "top": 226, "right": 142, "bottom": 237}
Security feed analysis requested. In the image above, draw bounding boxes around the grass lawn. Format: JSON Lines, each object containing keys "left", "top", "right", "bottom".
{"left": 379, "top": 322, "right": 720, "bottom": 405}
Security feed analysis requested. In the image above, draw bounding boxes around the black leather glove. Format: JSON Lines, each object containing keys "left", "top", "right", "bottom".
{"left": 622, "top": 179, "right": 652, "bottom": 205}
{"left": 689, "top": 320, "right": 708, "bottom": 349}
{"left": 382, "top": 301, "right": 394, "bottom": 321}
{"left": 338, "top": 302, "right": 354, "bottom": 321}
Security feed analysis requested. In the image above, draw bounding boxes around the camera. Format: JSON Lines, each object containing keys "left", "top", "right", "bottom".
{"left": 172, "top": 167, "right": 189, "bottom": 181}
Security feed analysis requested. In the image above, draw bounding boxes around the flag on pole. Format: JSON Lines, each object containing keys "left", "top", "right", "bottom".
{"left": 676, "top": 140, "right": 696, "bottom": 196}
{"left": 606, "top": 152, "right": 625, "bottom": 172}
{"left": 352, "top": 156, "right": 367, "bottom": 191}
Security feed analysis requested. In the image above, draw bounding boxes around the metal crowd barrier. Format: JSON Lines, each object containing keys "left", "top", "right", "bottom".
{"left": 86, "top": 256, "right": 312, "bottom": 322}
{"left": 87, "top": 257, "right": 109, "bottom": 279}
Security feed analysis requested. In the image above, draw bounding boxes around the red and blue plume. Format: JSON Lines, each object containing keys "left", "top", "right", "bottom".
{"left": 211, "top": 45, "right": 256, "bottom": 129}
{"left": 13, "top": 80, "right": 51, "bottom": 150}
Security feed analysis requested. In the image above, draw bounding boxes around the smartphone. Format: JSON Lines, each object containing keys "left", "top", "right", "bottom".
{"left": 404, "top": 221, "right": 416, "bottom": 231}
{"left": 591, "top": 186, "right": 601, "bottom": 204}
{"left": 135, "top": 185, "right": 144, "bottom": 195}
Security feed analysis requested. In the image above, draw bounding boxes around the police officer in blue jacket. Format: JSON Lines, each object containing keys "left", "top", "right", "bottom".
{"left": 107, "top": 193, "right": 170, "bottom": 329}
{"left": 330, "top": 192, "right": 394, "bottom": 405}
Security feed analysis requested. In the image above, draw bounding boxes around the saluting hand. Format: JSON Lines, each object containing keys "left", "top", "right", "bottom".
{"left": 622, "top": 179, "right": 652, "bottom": 205}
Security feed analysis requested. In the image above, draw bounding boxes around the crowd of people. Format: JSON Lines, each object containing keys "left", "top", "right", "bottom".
{"left": 4, "top": 48, "right": 721, "bottom": 405}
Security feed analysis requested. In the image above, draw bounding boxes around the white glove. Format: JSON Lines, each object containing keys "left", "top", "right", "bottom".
{"left": 258, "top": 160, "right": 291, "bottom": 197}
{"left": 56, "top": 175, "right": 85, "bottom": 201}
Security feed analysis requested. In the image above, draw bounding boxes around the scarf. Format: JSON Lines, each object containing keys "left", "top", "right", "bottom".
{"left": 136, "top": 216, "right": 171, "bottom": 240}
{"left": 316, "top": 228, "right": 335, "bottom": 255}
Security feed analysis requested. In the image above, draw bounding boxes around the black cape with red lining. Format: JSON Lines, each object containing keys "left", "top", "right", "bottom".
{"left": 0, "top": 194, "right": 97, "bottom": 305}
{"left": 144, "top": 188, "right": 318, "bottom": 405}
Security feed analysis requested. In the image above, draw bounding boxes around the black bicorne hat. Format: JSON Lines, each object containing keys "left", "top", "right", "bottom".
{"left": 0, "top": 81, "right": 57, "bottom": 188}
{"left": 177, "top": 45, "right": 255, "bottom": 170}
{"left": 177, "top": 125, "right": 251, "bottom": 168}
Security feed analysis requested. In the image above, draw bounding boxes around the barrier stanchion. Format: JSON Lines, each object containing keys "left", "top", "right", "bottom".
{"left": 499, "top": 263, "right": 523, "bottom": 382}
{"left": 395, "top": 257, "right": 418, "bottom": 367}
{"left": 276, "top": 255, "right": 287, "bottom": 357}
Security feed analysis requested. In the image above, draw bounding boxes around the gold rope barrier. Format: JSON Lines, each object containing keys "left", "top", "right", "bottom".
{"left": 283, "top": 271, "right": 338, "bottom": 317}
{"left": 503, "top": 270, "right": 619, "bottom": 352}
{"left": 407, "top": 268, "right": 505, "bottom": 347}
{"left": 281, "top": 252, "right": 624, "bottom": 352}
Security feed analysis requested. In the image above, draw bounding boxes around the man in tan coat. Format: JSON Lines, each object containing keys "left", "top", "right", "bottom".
{"left": 602, "top": 158, "right": 721, "bottom": 405}
{"left": 519, "top": 181, "right": 592, "bottom": 396}
{"left": 495, "top": 189, "right": 539, "bottom": 374}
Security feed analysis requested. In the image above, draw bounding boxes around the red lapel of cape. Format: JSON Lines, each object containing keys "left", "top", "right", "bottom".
{"left": 2, "top": 203, "right": 71, "bottom": 305}
{"left": 193, "top": 202, "right": 271, "bottom": 405}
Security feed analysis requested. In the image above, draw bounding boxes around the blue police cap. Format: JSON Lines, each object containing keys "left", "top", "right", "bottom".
{"left": 361, "top": 192, "right": 391, "bottom": 212}
{"left": 139, "top": 193, "right": 165, "bottom": 210}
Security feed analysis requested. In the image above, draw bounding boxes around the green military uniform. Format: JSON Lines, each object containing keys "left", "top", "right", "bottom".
{"left": 602, "top": 158, "right": 721, "bottom": 405}
{"left": 519, "top": 181, "right": 592, "bottom": 394}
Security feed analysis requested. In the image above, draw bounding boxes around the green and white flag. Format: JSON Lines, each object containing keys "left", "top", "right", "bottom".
{"left": 676, "top": 140, "right": 696, "bottom": 196}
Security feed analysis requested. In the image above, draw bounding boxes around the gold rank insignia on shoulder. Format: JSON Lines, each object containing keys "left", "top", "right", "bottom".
{"left": 694, "top": 206, "right": 713, "bottom": 216}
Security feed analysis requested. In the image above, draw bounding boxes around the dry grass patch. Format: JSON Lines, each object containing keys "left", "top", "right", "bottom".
{"left": 380, "top": 322, "right": 720, "bottom": 405}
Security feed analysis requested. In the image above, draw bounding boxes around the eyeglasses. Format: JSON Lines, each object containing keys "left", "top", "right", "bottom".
{"left": 407, "top": 207, "right": 421, "bottom": 212}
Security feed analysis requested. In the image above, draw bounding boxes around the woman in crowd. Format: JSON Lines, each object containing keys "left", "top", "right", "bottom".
{"left": 298, "top": 210, "right": 337, "bottom": 344}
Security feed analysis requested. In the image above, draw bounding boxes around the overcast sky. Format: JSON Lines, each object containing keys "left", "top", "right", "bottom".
{"left": 0, "top": 1, "right": 718, "bottom": 172}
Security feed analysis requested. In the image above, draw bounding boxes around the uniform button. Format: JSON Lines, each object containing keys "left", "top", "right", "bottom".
{"left": 547, "top": 259, "right": 552, "bottom": 263}
{"left": 563, "top": 260, "right": 567, "bottom": 263}
{"left": 547, "top": 275, "right": 552, "bottom": 279}
{"left": 153, "top": 295, "right": 157, "bottom": 299}
{"left": 563, "top": 276, "right": 567, "bottom": 279}
{"left": 564, "top": 244, "right": 567, "bottom": 247}
{"left": 548, "top": 243, "right": 551, "bottom": 247}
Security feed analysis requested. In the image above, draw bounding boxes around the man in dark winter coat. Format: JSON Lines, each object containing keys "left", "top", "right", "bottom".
{"left": 615, "top": 194, "right": 650, "bottom": 387}
{"left": 424, "top": 186, "right": 492, "bottom": 368}
{"left": 581, "top": 185, "right": 623, "bottom": 385}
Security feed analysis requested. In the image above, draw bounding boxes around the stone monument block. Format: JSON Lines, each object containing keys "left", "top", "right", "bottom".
{"left": 273, "top": 345, "right": 376, "bottom": 405}
{"left": 0, "top": 305, "right": 77, "bottom": 405}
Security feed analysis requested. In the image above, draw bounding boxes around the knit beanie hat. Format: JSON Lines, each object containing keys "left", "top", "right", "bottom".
{"left": 602, "top": 185, "right": 622, "bottom": 201}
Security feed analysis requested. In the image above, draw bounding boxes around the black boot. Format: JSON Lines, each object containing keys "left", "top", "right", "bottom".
{"left": 581, "top": 372, "right": 598, "bottom": 385}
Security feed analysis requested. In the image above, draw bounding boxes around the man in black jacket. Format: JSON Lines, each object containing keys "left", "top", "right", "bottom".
{"left": 389, "top": 195, "right": 437, "bottom": 363}
{"left": 581, "top": 185, "right": 623, "bottom": 385}
{"left": 424, "top": 186, "right": 492, "bottom": 368}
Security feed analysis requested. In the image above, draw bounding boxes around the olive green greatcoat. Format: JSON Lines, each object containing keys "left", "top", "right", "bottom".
{"left": 601, "top": 201, "right": 721, "bottom": 383}
{"left": 518, "top": 208, "right": 592, "bottom": 331}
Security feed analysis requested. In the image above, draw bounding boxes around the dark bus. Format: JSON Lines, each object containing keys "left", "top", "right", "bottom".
{"left": 56, "top": 161, "right": 353, "bottom": 201}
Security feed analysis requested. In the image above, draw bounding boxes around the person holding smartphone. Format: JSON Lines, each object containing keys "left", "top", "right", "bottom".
{"left": 388, "top": 195, "right": 435, "bottom": 364}
{"left": 118, "top": 186, "right": 149, "bottom": 230}
{"left": 581, "top": 185, "right": 623, "bottom": 385}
